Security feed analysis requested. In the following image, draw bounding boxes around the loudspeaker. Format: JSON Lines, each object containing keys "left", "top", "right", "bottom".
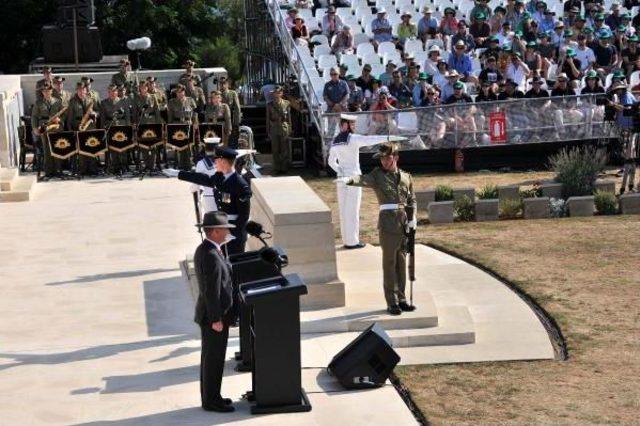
{"left": 328, "top": 323, "right": 400, "bottom": 389}
{"left": 56, "top": 0, "right": 95, "bottom": 27}
{"left": 42, "top": 25, "right": 102, "bottom": 63}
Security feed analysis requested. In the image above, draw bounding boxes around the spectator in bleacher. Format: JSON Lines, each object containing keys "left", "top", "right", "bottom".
{"left": 444, "top": 81, "right": 474, "bottom": 104}
{"left": 606, "top": 3, "right": 624, "bottom": 29}
{"left": 387, "top": 70, "right": 413, "bottom": 107}
{"left": 551, "top": 72, "right": 576, "bottom": 96}
{"left": 331, "top": 24, "right": 354, "bottom": 55}
{"left": 477, "top": 80, "right": 499, "bottom": 101}
{"left": 481, "top": 35, "right": 502, "bottom": 62}
{"left": 551, "top": 21, "right": 565, "bottom": 47}
{"left": 507, "top": 0, "right": 527, "bottom": 29}
{"left": 292, "top": 17, "right": 309, "bottom": 46}
{"left": 418, "top": 7, "right": 439, "bottom": 42}
{"left": 506, "top": 51, "right": 531, "bottom": 90}
{"left": 551, "top": 73, "right": 583, "bottom": 135}
{"left": 479, "top": 56, "right": 504, "bottom": 89}
{"left": 439, "top": 8, "right": 459, "bottom": 37}
{"left": 497, "top": 21, "right": 514, "bottom": 47}
{"left": 296, "top": 0, "right": 312, "bottom": 9}
{"left": 322, "top": 6, "right": 343, "bottom": 39}
{"left": 346, "top": 75, "right": 365, "bottom": 111}
{"left": 539, "top": 10, "right": 557, "bottom": 33}
{"left": 379, "top": 61, "right": 397, "bottom": 86}
{"left": 452, "top": 21, "right": 476, "bottom": 51}
{"left": 620, "top": 13, "right": 633, "bottom": 35}
{"left": 525, "top": 76, "right": 550, "bottom": 97}
{"left": 593, "top": 29, "right": 619, "bottom": 74}
{"left": 470, "top": 12, "right": 492, "bottom": 48}
{"left": 532, "top": 1, "right": 547, "bottom": 25}
{"left": 538, "top": 32, "right": 557, "bottom": 68}
{"left": 398, "top": 53, "right": 415, "bottom": 76}
{"left": 449, "top": 41, "right": 476, "bottom": 83}
{"left": 510, "top": 30, "right": 527, "bottom": 55}
{"left": 413, "top": 72, "right": 431, "bottom": 106}
{"left": 397, "top": 11, "right": 418, "bottom": 48}
{"left": 339, "top": 63, "right": 349, "bottom": 80}
{"left": 498, "top": 79, "right": 526, "bottom": 98}
{"left": 424, "top": 27, "right": 445, "bottom": 50}
{"left": 371, "top": 8, "right": 393, "bottom": 46}
{"left": 592, "top": 13, "right": 610, "bottom": 32}
{"left": 523, "top": 41, "right": 542, "bottom": 73}
{"left": 405, "top": 64, "right": 420, "bottom": 94}
{"left": 356, "top": 64, "right": 375, "bottom": 95}
{"left": 432, "top": 60, "right": 450, "bottom": 89}
{"left": 575, "top": 33, "right": 597, "bottom": 71}
{"left": 323, "top": 67, "right": 350, "bottom": 134}
{"left": 573, "top": 14, "right": 588, "bottom": 35}
{"left": 490, "top": 6, "right": 507, "bottom": 33}
{"left": 471, "top": 0, "right": 492, "bottom": 24}
{"left": 581, "top": 69, "right": 605, "bottom": 93}
{"left": 622, "top": 34, "right": 640, "bottom": 75}
{"left": 423, "top": 46, "right": 441, "bottom": 77}
{"left": 440, "top": 70, "right": 467, "bottom": 100}
{"left": 558, "top": 29, "right": 578, "bottom": 60}
{"left": 614, "top": 24, "right": 629, "bottom": 52}
{"left": 563, "top": 0, "right": 581, "bottom": 14}
{"left": 559, "top": 47, "right": 583, "bottom": 81}
{"left": 367, "top": 89, "right": 397, "bottom": 134}
{"left": 563, "top": 6, "right": 580, "bottom": 28}
{"left": 610, "top": 69, "right": 626, "bottom": 89}
{"left": 285, "top": 8, "right": 298, "bottom": 30}
{"left": 368, "top": 78, "right": 390, "bottom": 106}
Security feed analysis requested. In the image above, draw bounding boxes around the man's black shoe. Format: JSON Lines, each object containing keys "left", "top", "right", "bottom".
{"left": 387, "top": 305, "right": 402, "bottom": 315}
{"left": 399, "top": 302, "right": 416, "bottom": 312}
{"left": 217, "top": 397, "right": 232, "bottom": 405}
{"left": 202, "top": 403, "right": 235, "bottom": 412}
{"left": 343, "top": 243, "right": 366, "bottom": 249}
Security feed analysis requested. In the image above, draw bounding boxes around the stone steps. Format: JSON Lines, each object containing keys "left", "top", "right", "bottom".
{"left": 387, "top": 306, "right": 475, "bottom": 348}
{"left": 0, "top": 168, "right": 36, "bottom": 202}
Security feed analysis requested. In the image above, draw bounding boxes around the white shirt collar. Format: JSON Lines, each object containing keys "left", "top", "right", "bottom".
{"left": 205, "top": 238, "right": 223, "bottom": 252}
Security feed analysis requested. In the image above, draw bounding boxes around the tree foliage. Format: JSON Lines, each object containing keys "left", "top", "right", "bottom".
{"left": 0, "top": 0, "right": 245, "bottom": 80}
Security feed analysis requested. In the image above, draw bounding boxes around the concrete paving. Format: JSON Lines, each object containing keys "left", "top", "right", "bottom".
{"left": 0, "top": 178, "right": 417, "bottom": 425}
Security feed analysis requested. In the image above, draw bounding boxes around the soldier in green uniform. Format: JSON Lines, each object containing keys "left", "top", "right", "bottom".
{"left": 266, "top": 85, "right": 291, "bottom": 174}
{"left": 81, "top": 76, "right": 101, "bottom": 104}
{"left": 35, "top": 66, "right": 54, "bottom": 101}
{"left": 31, "top": 83, "right": 65, "bottom": 177}
{"left": 147, "top": 76, "right": 167, "bottom": 111}
{"left": 179, "top": 60, "right": 201, "bottom": 86}
{"left": 219, "top": 77, "right": 242, "bottom": 147}
{"left": 168, "top": 84, "right": 198, "bottom": 170}
{"left": 100, "top": 84, "right": 132, "bottom": 174}
{"left": 344, "top": 143, "right": 417, "bottom": 316}
{"left": 204, "top": 90, "right": 232, "bottom": 146}
{"left": 133, "top": 81, "right": 162, "bottom": 171}
{"left": 67, "top": 81, "right": 99, "bottom": 175}
{"left": 52, "top": 76, "right": 71, "bottom": 107}
{"left": 111, "top": 58, "right": 136, "bottom": 93}
{"left": 186, "top": 76, "right": 206, "bottom": 112}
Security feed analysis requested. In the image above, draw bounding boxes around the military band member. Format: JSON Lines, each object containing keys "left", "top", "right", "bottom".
{"left": 31, "top": 83, "right": 65, "bottom": 177}
{"left": 219, "top": 77, "right": 242, "bottom": 147}
{"left": 186, "top": 76, "right": 206, "bottom": 113}
{"left": 111, "top": 58, "right": 136, "bottom": 93}
{"left": 101, "top": 84, "right": 132, "bottom": 174}
{"left": 342, "top": 143, "right": 417, "bottom": 316}
{"left": 266, "top": 85, "right": 291, "bottom": 174}
{"left": 52, "top": 76, "right": 71, "bottom": 108}
{"left": 147, "top": 76, "right": 167, "bottom": 111}
{"left": 179, "top": 60, "right": 202, "bottom": 86}
{"left": 191, "top": 137, "right": 221, "bottom": 217}
{"left": 68, "top": 81, "right": 99, "bottom": 175}
{"left": 133, "top": 81, "right": 163, "bottom": 171}
{"left": 81, "top": 76, "right": 101, "bottom": 104}
{"left": 168, "top": 84, "right": 198, "bottom": 170}
{"left": 204, "top": 90, "right": 232, "bottom": 145}
{"left": 163, "top": 147, "right": 252, "bottom": 255}
{"left": 35, "top": 66, "right": 54, "bottom": 101}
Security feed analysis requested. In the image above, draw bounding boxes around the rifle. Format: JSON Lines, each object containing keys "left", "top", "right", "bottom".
{"left": 406, "top": 205, "right": 416, "bottom": 308}
{"left": 192, "top": 191, "right": 203, "bottom": 241}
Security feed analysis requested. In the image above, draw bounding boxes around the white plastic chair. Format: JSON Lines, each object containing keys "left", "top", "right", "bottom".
{"left": 299, "top": 8, "right": 314, "bottom": 22}
{"left": 630, "top": 70, "right": 640, "bottom": 88}
{"left": 356, "top": 42, "right": 376, "bottom": 58}
{"left": 353, "top": 32, "right": 371, "bottom": 46}
{"left": 311, "top": 34, "right": 330, "bottom": 45}
{"left": 355, "top": 7, "right": 373, "bottom": 23}
{"left": 315, "top": 7, "right": 328, "bottom": 20}
{"left": 314, "top": 44, "right": 332, "bottom": 58}
{"left": 404, "top": 38, "right": 424, "bottom": 56}
{"left": 377, "top": 41, "right": 397, "bottom": 57}
{"left": 306, "top": 17, "right": 320, "bottom": 31}
{"left": 336, "top": 7, "right": 352, "bottom": 20}
{"left": 361, "top": 52, "right": 382, "bottom": 66}
{"left": 383, "top": 51, "right": 402, "bottom": 65}
{"left": 340, "top": 54, "right": 360, "bottom": 69}
{"left": 370, "top": 63, "right": 386, "bottom": 77}
{"left": 317, "top": 54, "right": 338, "bottom": 69}
{"left": 395, "top": 0, "right": 414, "bottom": 14}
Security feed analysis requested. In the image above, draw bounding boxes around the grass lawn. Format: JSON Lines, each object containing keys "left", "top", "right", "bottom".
{"left": 306, "top": 171, "right": 640, "bottom": 425}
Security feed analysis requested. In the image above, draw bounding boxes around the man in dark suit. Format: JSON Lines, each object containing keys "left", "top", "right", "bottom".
{"left": 193, "top": 211, "right": 236, "bottom": 412}
{"left": 163, "top": 147, "right": 252, "bottom": 254}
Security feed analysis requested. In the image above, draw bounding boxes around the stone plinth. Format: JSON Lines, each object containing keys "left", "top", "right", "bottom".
{"left": 595, "top": 180, "right": 616, "bottom": 193}
{"left": 498, "top": 184, "right": 520, "bottom": 201}
{"left": 428, "top": 201, "right": 454, "bottom": 224}
{"left": 249, "top": 176, "right": 345, "bottom": 310}
{"left": 453, "top": 187, "right": 475, "bottom": 202}
{"left": 620, "top": 193, "right": 640, "bottom": 214}
{"left": 475, "top": 199, "right": 499, "bottom": 221}
{"left": 540, "top": 182, "right": 563, "bottom": 199}
{"left": 416, "top": 189, "right": 435, "bottom": 211}
{"left": 523, "top": 197, "right": 550, "bottom": 219}
{"left": 567, "top": 196, "right": 595, "bottom": 217}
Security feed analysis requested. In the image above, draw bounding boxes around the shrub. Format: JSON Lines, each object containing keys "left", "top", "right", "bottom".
{"left": 454, "top": 195, "right": 475, "bottom": 221}
{"left": 594, "top": 190, "right": 618, "bottom": 215}
{"left": 435, "top": 184, "right": 454, "bottom": 201}
{"left": 549, "top": 197, "right": 568, "bottom": 218}
{"left": 477, "top": 184, "right": 499, "bottom": 199}
{"left": 500, "top": 198, "right": 523, "bottom": 219}
{"left": 548, "top": 146, "right": 607, "bottom": 197}
{"left": 519, "top": 182, "right": 543, "bottom": 199}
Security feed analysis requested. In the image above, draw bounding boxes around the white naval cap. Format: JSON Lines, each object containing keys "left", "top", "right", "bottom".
{"left": 204, "top": 137, "right": 221, "bottom": 145}
{"left": 340, "top": 113, "right": 358, "bottom": 121}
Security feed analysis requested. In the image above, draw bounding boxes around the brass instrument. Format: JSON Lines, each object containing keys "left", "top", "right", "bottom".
{"left": 79, "top": 100, "right": 95, "bottom": 131}
{"left": 38, "top": 106, "right": 68, "bottom": 134}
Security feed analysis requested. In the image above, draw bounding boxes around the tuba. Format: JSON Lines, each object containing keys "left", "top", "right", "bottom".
{"left": 79, "top": 100, "right": 95, "bottom": 131}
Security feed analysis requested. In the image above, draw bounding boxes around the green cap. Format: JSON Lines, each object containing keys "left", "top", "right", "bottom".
{"left": 527, "top": 41, "right": 537, "bottom": 47}
{"left": 612, "top": 69, "right": 626, "bottom": 78}
{"left": 566, "top": 47, "right": 577, "bottom": 57}
{"left": 564, "top": 29, "right": 574, "bottom": 37}
{"left": 522, "top": 11, "right": 532, "bottom": 19}
{"left": 585, "top": 70, "right": 598, "bottom": 79}
{"left": 583, "top": 27, "right": 593, "bottom": 34}
{"left": 629, "top": 35, "right": 639, "bottom": 42}
{"left": 595, "top": 13, "right": 604, "bottom": 20}
{"left": 418, "top": 72, "right": 429, "bottom": 80}
{"left": 512, "top": 51, "right": 522, "bottom": 57}
{"left": 617, "top": 24, "right": 626, "bottom": 31}
{"left": 453, "top": 81, "right": 464, "bottom": 89}
{"left": 474, "top": 11, "right": 487, "bottom": 19}
{"left": 489, "top": 34, "right": 499, "bottom": 42}
{"left": 515, "top": 30, "right": 523, "bottom": 37}
{"left": 577, "top": 14, "right": 587, "bottom": 21}
{"left": 346, "top": 74, "right": 356, "bottom": 80}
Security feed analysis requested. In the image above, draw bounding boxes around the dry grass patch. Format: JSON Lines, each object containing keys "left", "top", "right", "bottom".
{"left": 306, "top": 172, "right": 640, "bottom": 425}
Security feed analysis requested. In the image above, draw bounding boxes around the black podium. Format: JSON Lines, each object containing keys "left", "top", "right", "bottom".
{"left": 229, "top": 247, "right": 286, "bottom": 371}
{"left": 240, "top": 273, "right": 312, "bottom": 414}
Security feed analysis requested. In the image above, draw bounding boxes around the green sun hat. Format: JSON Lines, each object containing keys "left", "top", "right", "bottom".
{"left": 453, "top": 81, "right": 465, "bottom": 89}
{"left": 346, "top": 74, "right": 356, "bottom": 80}
{"left": 564, "top": 29, "right": 574, "bottom": 37}
{"left": 566, "top": 47, "right": 577, "bottom": 57}
{"left": 522, "top": 11, "right": 532, "bottom": 19}
{"left": 612, "top": 69, "right": 626, "bottom": 79}
{"left": 629, "top": 35, "right": 640, "bottom": 42}
{"left": 585, "top": 70, "right": 599, "bottom": 79}
{"left": 515, "top": 30, "right": 523, "bottom": 37}
{"left": 526, "top": 40, "right": 537, "bottom": 47}
{"left": 418, "top": 72, "right": 429, "bottom": 80}
{"left": 475, "top": 11, "right": 487, "bottom": 20}
{"left": 583, "top": 27, "right": 593, "bottom": 34}
{"left": 594, "top": 13, "right": 605, "bottom": 21}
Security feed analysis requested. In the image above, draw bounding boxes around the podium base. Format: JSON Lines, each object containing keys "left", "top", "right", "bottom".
{"left": 235, "top": 361, "right": 252, "bottom": 372}
{"left": 250, "top": 388, "right": 312, "bottom": 414}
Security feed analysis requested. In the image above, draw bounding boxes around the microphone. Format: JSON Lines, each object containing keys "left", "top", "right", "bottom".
{"left": 246, "top": 220, "right": 265, "bottom": 238}
{"left": 259, "top": 247, "right": 288, "bottom": 269}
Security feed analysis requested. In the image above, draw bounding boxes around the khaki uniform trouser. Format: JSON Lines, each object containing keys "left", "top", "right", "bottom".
{"left": 141, "top": 146, "right": 160, "bottom": 170}
{"left": 379, "top": 230, "right": 407, "bottom": 307}
{"left": 270, "top": 128, "right": 290, "bottom": 173}
{"left": 78, "top": 155, "right": 99, "bottom": 175}
{"left": 108, "top": 151, "right": 128, "bottom": 172}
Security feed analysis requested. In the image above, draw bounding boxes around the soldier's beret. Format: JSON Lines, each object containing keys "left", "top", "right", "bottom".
{"left": 373, "top": 142, "right": 399, "bottom": 158}
{"left": 214, "top": 146, "right": 238, "bottom": 160}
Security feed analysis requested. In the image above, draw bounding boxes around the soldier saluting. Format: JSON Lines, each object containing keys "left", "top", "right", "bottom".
{"left": 340, "top": 143, "right": 417, "bottom": 316}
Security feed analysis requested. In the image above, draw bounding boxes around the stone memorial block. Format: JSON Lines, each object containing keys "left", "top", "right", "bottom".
{"left": 428, "top": 201, "right": 454, "bottom": 224}
{"left": 415, "top": 189, "right": 435, "bottom": 211}
{"left": 523, "top": 197, "right": 550, "bottom": 219}
{"left": 498, "top": 184, "right": 520, "bottom": 201}
{"left": 540, "top": 182, "right": 563, "bottom": 199}
{"left": 594, "top": 180, "right": 616, "bottom": 193}
{"left": 620, "top": 193, "right": 640, "bottom": 214}
{"left": 453, "top": 187, "right": 475, "bottom": 202}
{"left": 475, "top": 199, "right": 499, "bottom": 222}
{"left": 567, "top": 196, "right": 595, "bottom": 217}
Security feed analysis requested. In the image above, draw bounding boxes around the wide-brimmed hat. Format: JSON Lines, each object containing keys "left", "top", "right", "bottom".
{"left": 556, "top": 72, "right": 569, "bottom": 81}
{"left": 340, "top": 113, "right": 358, "bottom": 121}
{"left": 204, "top": 137, "right": 221, "bottom": 146}
{"left": 376, "top": 7, "right": 387, "bottom": 14}
{"left": 422, "top": 6, "right": 433, "bottom": 13}
{"left": 585, "top": 70, "right": 599, "bottom": 79}
{"left": 401, "top": 10, "right": 412, "bottom": 18}
{"left": 609, "top": 81, "right": 627, "bottom": 91}
{"left": 198, "top": 211, "right": 236, "bottom": 229}
{"left": 183, "top": 60, "right": 196, "bottom": 67}
{"left": 53, "top": 76, "right": 65, "bottom": 83}
{"left": 270, "top": 85, "right": 284, "bottom": 93}
{"left": 39, "top": 83, "right": 53, "bottom": 91}
{"left": 372, "top": 142, "right": 399, "bottom": 158}
{"left": 566, "top": 47, "right": 577, "bottom": 57}
{"left": 81, "top": 76, "right": 94, "bottom": 83}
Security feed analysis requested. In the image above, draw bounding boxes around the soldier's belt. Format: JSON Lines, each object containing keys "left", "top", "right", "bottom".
{"left": 380, "top": 204, "right": 404, "bottom": 211}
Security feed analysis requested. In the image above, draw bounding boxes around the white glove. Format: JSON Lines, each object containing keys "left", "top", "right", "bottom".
{"left": 162, "top": 168, "right": 180, "bottom": 178}
{"left": 408, "top": 218, "right": 417, "bottom": 230}
{"left": 333, "top": 176, "right": 351, "bottom": 184}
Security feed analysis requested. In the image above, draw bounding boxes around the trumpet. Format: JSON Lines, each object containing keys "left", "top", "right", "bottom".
{"left": 38, "top": 106, "right": 68, "bottom": 134}
{"left": 79, "top": 100, "right": 95, "bottom": 131}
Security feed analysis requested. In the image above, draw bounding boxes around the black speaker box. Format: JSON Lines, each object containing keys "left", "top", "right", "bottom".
{"left": 42, "top": 25, "right": 102, "bottom": 63}
{"left": 328, "top": 323, "right": 400, "bottom": 389}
